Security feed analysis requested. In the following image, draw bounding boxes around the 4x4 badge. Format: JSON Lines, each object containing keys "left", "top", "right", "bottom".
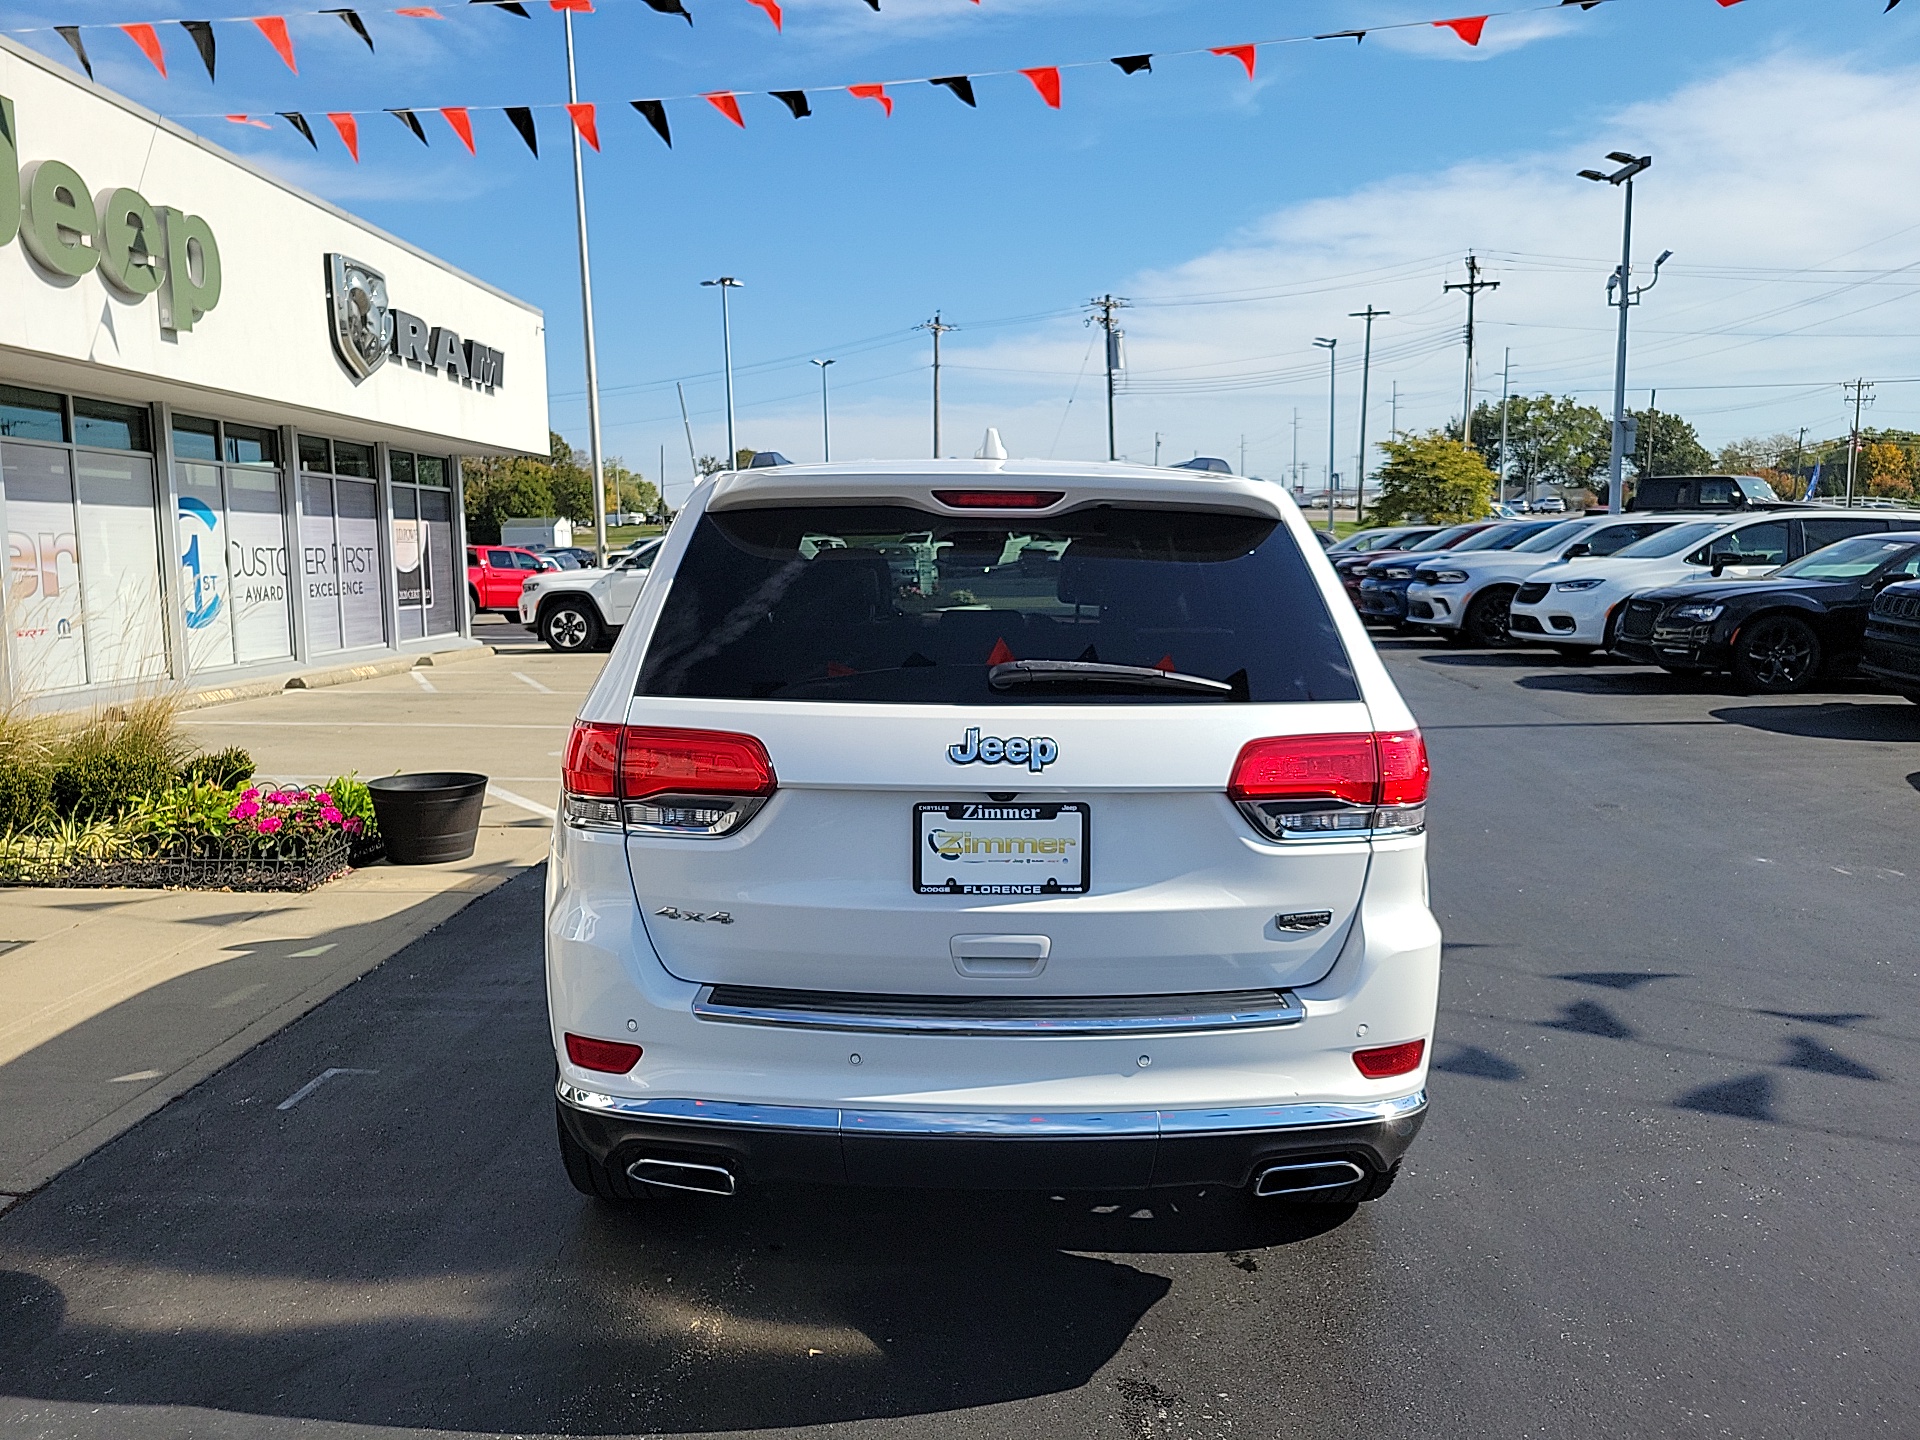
{"left": 947, "top": 727, "right": 1058, "bottom": 773}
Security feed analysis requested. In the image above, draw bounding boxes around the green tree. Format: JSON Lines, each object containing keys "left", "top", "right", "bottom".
{"left": 1371, "top": 432, "right": 1497, "bottom": 525}
{"left": 1626, "top": 408, "right": 1710, "bottom": 481}
{"left": 462, "top": 430, "right": 661, "bottom": 538}
{"left": 1462, "top": 393, "right": 1610, "bottom": 497}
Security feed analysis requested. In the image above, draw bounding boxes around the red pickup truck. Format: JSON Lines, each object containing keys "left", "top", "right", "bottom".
{"left": 467, "top": 546, "right": 551, "bottom": 616}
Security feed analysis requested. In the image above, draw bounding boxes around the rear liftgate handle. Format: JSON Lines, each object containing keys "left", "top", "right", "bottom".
{"left": 950, "top": 934, "right": 1050, "bottom": 978}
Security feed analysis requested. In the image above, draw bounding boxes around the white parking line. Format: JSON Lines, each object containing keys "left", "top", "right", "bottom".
{"left": 212, "top": 982, "right": 269, "bottom": 1009}
{"left": 108, "top": 1069, "right": 164, "bottom": 1084}
{"left": 411, "top": 670, "right": 437, "bottom": 692}
{"left": 487, "top": 785, "right": 556, "bottom": 820}
{"left": 277, "top": 1067, "right": 377, "bottom": 1111}
{"left": 512, "top": 671, "right": 555, "bottom": 693}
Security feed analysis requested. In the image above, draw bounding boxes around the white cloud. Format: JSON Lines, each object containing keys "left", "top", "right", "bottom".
{"left": 748, "top": 51, "right": 1920, "bottom": 479}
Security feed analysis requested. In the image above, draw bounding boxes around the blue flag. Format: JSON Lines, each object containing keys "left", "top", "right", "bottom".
{"left": 1805, "top": 463, "right": 1821, "bottom": 499}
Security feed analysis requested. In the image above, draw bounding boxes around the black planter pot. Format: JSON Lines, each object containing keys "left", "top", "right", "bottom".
{"left": 367, "top": 772, "right": 489, "bottom": 864}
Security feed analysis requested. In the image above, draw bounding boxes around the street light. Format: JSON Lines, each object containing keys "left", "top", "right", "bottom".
{"left": 811, "top": 358, "right": 835, "bottom": 463}
{"left": 1314, "top": 336, "right": 1338, "bottom": 535}
{"left": 701, "top": 277, "right": 744, "bottom": 469}
{"left": 1579, "top": 152, "right": 1670, "bottom": 514}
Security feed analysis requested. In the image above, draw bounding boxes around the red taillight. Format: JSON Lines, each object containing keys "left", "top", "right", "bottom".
{"left": 930, "top": 489, "right": 1065, "bottom": 510}
{"left": 565, "top": 1033, "right": 644, "bottom": 1073}
{"left": 563, "top": 720, "right": 621, "bottom": 798}
{"left": 619, "top": 727, "right": 775, "bottom": 801}
{"left": 1227, "top": 731, "right": 1429, "bottom": 807}
{"left": 1353, "top": 1039, "right": 1426, "bottom": 1079}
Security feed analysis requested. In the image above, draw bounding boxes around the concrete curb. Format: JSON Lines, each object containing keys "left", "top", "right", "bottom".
{"left": 176, "top": 645, "right": 498, "bottom": 708}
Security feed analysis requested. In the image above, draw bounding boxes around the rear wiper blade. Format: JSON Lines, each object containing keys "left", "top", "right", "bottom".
{"left": 988, "top": 659, "right": 1239, "bottom": 697}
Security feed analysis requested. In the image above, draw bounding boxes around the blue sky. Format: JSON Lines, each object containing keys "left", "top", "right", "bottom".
{"left": 13, "top": 0, "right": 1920, "bottom": 496}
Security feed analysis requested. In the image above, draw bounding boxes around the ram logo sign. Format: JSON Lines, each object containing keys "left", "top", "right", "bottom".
{"left": 325, "top": 253, "right": 505, "bottom": 393}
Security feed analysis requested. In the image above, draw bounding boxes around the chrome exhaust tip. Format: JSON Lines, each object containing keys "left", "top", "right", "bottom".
{"left": 627, "top": 1156, "right": 738, "bottom": 1196}
{"left": 1253, "top": 1159, "right": 1366, "bottom": 1198}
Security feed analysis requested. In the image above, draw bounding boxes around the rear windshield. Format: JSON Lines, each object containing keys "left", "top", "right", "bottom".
{"left": 1513, "top": 520, "right": 1593, "bottom": 554}
{"left": 636, "top": 504, "right": 1359, "bottom": 704}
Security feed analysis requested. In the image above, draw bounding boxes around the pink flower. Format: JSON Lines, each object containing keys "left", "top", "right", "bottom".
{"left": 316, "top": 792, "right": 334, "bottom": 806}
{"left": 320, "top": 806, "right": 343, "bottom": 824}
{"left": 230, "top": 800, "right": 260, "bottom": 820}
{"left": 241, "top": 788, "right": 261, "bottom": 801}
{"left": 267, "top": 790, "right": 293, "bottom": 805}
{"left": 343, "top": 818, "right": 364, "bottom": 835}
{"left": 258, "top": 816, "right": 284, "bottom": 834}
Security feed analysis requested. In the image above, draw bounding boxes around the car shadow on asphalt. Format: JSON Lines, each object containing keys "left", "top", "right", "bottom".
{"left": 0, "top": 867, "right": 1365, "bottom": 1436}
{"left": 1710, "top": 701, "right": 1920, "bottom": 740}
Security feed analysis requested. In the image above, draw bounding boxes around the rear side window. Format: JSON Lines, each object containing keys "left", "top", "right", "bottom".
{"left": 637, "top": 505, "right": 1358, "bottom": 705}
{"left": 1587, "top": 520, "right": 1677, "bottom": 556}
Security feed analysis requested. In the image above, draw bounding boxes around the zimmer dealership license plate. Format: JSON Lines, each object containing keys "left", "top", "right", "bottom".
{"left": 914, "top": 802, "right": 1089, "bottom": 896}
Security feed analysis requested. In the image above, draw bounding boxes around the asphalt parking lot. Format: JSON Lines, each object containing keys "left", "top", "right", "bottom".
{"left": 0, "top": 635, "right": 1915, "bottom": 1438}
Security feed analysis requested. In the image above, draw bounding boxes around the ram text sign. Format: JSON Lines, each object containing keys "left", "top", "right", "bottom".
{"left": 326, "top": 252, "right": 505, "bottom": 393}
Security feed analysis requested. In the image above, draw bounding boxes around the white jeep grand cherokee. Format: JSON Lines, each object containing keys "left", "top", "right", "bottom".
{"left": 547, "top": 459, "right": 1439, "bottom": 1205}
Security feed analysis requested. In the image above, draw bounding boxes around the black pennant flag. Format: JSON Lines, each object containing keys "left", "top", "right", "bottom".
{"left": 1889, "top": 0, "right": 1902, "bottom": 11}
{"left": 631, "top": 99, "right": 672, "bottom": 147}
{"left": 505, "top": 106, "right": 539, "bottom": 156}
{"left": 641, "top": 0, "right": 695, "bottom": 22}
{"left": 771, "top": 90, "right": 811, "bottom": 118}
{"left": 180, "top": 21, "right": 217, "bottom": 81}
{"left": 862, "top": 0, "right": 879, "bottom": 8}
{"left": 1315, "top": 29, "right": 1367, "bottom": 41}
{"left": 389, "top": 109, "right": 430, "bottom": 145}
{"left": 930, "top": 76, "right": 976, "bottom": 107}
{"left": 322, "top": 9, "right": 376, "bottom": 52}
{"left": 279, "top": 111, "right": 318, "bottom": 148}
{"left": 1110, "top": 54, "right": 1152, "bottom": 75}
{"left": 54, "top": 26, "right": 93, "bottom": 79}
{"left": 473, "top": 0, "right": 533, "bottom": 14}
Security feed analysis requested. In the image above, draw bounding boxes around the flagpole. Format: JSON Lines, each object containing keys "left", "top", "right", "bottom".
{"left": 564, "top": 10, "right": 608, "bottom": 567}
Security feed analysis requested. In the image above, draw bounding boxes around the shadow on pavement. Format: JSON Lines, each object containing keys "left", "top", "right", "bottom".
{"left": 1709, "top": 701, "right": 1920, "bottom": 741}
{"left": 0, "top": 869, "right": 1358, "bottom": 1436}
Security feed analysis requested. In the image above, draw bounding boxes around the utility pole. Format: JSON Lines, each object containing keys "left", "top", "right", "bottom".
{"left": 916, "top": 313, "right": 956, "bottom": 458}
{"left": 676, "top": 381, "right": 698, "bottom": 488}
{"left": 1443, "top": 254, "right": 1499, "bottom": 446}
{"left": 1498, "top": 349, "right": 1512, "bottom": 506}
{"left": 1794, "top": 426, "right": 1807, "bottom": 496}
{"left": 1844, "top": 378, "right": 1874, "bottom": 507}
{"left": 1643, "top": 388, "right": 1658, "bottom": 481}
{"left": 1240, "top": 435, "right": 1247, "bottom": 476}
{"left": 1349, "top": 304, "right": 1388, "bottom": 520}
{"left": 1089, "top": 295, "right": 1130, "bottom": 461}
{"left": 1580, "top": 151, "right": 1667, "bottom": 513}
{"left": 1314, "top": 336, "right": 1338, "bottom": 535}
{"left": 562, "top": 9, "right": 608, "bottom": 564}
{"left": 1390, "top": 382, "right": 1399, "bottom": 441}
{"left": 1154, "top": 433, "right": 1163, "bottom": 467}
{"left": 1291, "top": 409, "right": 1300, "bottom": 492}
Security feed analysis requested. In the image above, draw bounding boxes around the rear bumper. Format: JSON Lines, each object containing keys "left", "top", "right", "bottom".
{"left": 557, "top": 1081, "right": 1427, "bottom": 1191}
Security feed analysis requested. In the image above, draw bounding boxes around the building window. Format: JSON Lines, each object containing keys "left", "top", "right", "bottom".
{"left": 1, "top": 389, "right": 167, "bottom": 695}
{"left": 173, "top": 416, "right": 294, "bottom": 672}
{"left": 388, "top": 449, "right": 458, "bottom": 639}
{"left": 298, "top": 435, "right": 385, "bottom": 653}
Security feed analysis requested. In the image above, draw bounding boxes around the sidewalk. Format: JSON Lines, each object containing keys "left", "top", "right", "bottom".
{"left": 0, "top": 634, "right": 600, "bottom": 1206}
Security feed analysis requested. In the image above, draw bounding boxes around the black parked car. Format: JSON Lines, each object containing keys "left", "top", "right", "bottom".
{"left": 1861, "top": 578, "right": 1920, "bottom": 701}
{"left": 1614, "top": 532, "right": 1920, "bottom": 692}
{"left": 1354, "top": 520, "right": 1559, "bottom": 625}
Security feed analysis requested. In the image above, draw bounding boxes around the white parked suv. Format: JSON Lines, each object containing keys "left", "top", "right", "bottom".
{"left": 547, "top": 459, "right": 1440, "bottom": 1206}
{"left": 519, "top": 539, "right": 662, "bottom": 652}
{"left": 1406, "top": 515, "right": 1689, "bottom": 646}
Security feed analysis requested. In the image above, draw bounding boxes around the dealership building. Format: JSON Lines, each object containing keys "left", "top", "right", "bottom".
{"left": 0, "top": 36, "right": 547, "bottom": 709}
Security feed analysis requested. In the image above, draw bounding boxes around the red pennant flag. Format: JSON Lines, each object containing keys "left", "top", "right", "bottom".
{"left": 1715, "top": 0, "right": 1744, "bottom": 5}
{"left": 745, "top": 0, "right": 782, "bottom": 28}
{"left": 1154, "top": 654, "right": 1176, "bottom": 673}
{"left": 550, "top": 0, "right": 593, "bottom": 9}
{"left": 1021, "top": 67, "right": 1062, "bottom": 108}
{"left": 120, "top": 24, "right": 167, "bottom": 77}
{"left": 849, "top": 83, "right": 893, "bottom": 116}
{"left": 566, "top": 102, "right": 600, "bottom": 151}
{"left": 705, "top": 92, "right": 745, "bottom": 127}
{"left": 987, "top": 637, "right": 1015, "bottom": 667}
{"left": 225, "top": 114, "right": 271, "bottom": 129}
{"left": 1211, "top": 44, "right": 1256, "bottom": 80}
{"left": 1433, "top": 15, "right": 1488, "bottom": 45}
{"left": 251, "top": 17, "right": 299, "bottom": 73}
{"left": 328, "top": 112, "right": 360, "bottom": 161}
{"left": 440, "top": 106, "right": 476, "bottom": 153}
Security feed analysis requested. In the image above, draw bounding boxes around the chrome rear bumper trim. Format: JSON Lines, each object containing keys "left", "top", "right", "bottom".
{"left": 557, "top": 1081, "right": 1426, "bottom": 1137}
{"left": 690, "top": 985, "right": 1306, "bottom": 1037}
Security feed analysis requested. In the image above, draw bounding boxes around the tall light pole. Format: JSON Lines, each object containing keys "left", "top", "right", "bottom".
{"left": 1314, "top": 337, "right": 1338, "bottom": 535}
{"left": 1579, "top": 152, "right": 1669, "bottom": 513}
{"left": 811, "top": 358, "right": 834, "bottom": 462}
{"left": 1498, "top": 349, "right": 1512, "bottom": 506}
{"left": 562, "top": 10, "right": 608, "bottom": 564}
{"left": 1349, "top": 304, "right": 1388, "bottom": 520}
{"left": 701, "top": 277, "right": 743, "bottom": 468}
{"left": 915, "top": 313, "right": 956, "bottom": 458}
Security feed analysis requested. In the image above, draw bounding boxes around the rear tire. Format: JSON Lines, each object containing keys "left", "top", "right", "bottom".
{"left": 1732, "top": 615, "right": 1821, "bottom": 694}
{"left": 557, "top": 1103, "right": 641, "bottom": 1202}
{"left": 541, "top": 600, "right": 603, "bottom": 654}
{"left": 1462, "top": 587, "right": 1517, "bottom": 647}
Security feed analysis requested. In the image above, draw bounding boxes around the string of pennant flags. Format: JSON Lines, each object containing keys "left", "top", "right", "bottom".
{"left": 18, "top": 0, "right": 952, "bottom": 79}
{"left": 178, "top": 0, "right": 1814, "bottom": 160}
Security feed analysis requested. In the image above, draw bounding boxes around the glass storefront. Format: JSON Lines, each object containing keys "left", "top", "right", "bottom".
{"left": 298, "top": 436, "right": 386, "bottom": 653}
{"left": 2, "top": 386, "right": 169, "bottom": 695}
{"left": 172, "top": 416, "right": 295, "bottom": 671}
{"left": 390, "top": 451, "right": 459, "bottom": 640}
